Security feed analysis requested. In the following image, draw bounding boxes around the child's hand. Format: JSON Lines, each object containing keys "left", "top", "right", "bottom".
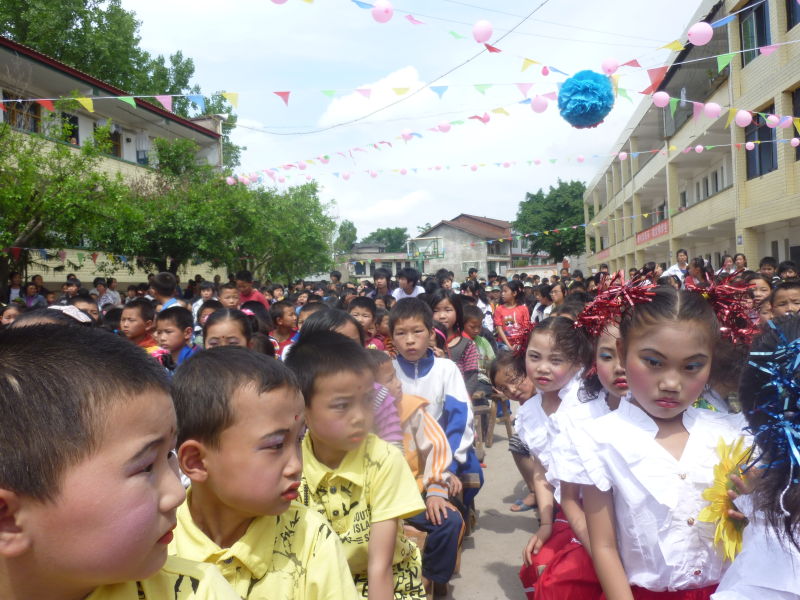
{"left": 522, "top": 524, "right": 552, "bottom": 565}
{"left": 425, "top": 496, "right": 454, "bottom": 526}
{"left": 727, "top": 472, "right": 754, "bottom": 521}
{"left": 432, "top": 347, "right": 446, "bottom": 358}
{"left": 446, "top": 474, "right": 462, "bottom": 497}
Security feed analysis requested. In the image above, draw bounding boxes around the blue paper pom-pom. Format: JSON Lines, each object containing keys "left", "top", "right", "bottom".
{"left": 558, "top": 70, "right": 615, "bottom": 129}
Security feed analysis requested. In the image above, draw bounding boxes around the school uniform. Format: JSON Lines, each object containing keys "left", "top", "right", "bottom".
{"left": 170, "top": 494, "right": 356, "bottom": 599}
{"left": 572, "top": 401, "right": 747, "bottom": 597}
{"left": 86, "top": 556, "right": 238, "bottom": 599}
{"left": 299, "top": 433, "right": 426, "bottom": 599}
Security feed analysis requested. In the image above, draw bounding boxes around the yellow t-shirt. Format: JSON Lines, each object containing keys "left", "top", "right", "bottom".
{"left": 86, "top": 555, "right": 238, "bottom": 599}
{"left": 169, "top": 494, "right": 357, "bottom": 600}
{"left": 299, "top": 433, "right": 426, "bottom": 599}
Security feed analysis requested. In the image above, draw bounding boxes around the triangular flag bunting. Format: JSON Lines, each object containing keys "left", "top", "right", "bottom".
{"left": 669, "top": 97, "right": 679, "bottom": 117}
{"left": 621, "top": 59, "right": 641, "bottom": 68}
{"left": 716, "top": 52, "right": 734, "bottom": 72}
{"left": 794, "top": 118, "right": 800, "bottom": 135}
{"left": 430, "top": 86, "right": 448, "bottom": 98}
{"left": 75, "top": 97, "right": 94, "bottom": 112}
{"left": 36, "top": 99, "right": 55, "bottom": 112}
{"left": 405, "top": 14, "right": 424, "bottom": 25}
{"left": 393, "top": 88, "right": 410, "bottom": 96}
{"left": 222, "top": 92, "right": 239, "bottom": 108}
{"left": 474, "top": 84, "right": 492, "bottom": 95}
{"left": 484, "top": 43, "right": 502, "bottom": 53}
{"left": 274, "top": 91, "right": 291, "bottom": 106}
{"left": 660, "top": 40, "right": 685, "bottom": 52}
{"left": 491, "top": 107, "right": 510, "bottom": 116}
{"left": 760, "top": 45, "right": 778, "bottom": 56}
{"left": 188, "top": 94, "right": 206, "bottom": 111}
{"left": 692, "top": 101, "right": 704, "bottom": 120}
{"left": 356, "top": 88, "right": 372, "bottom": 98}
{"left": 448, "top": 31, "right": 465, "bottom": 39}
{"left": 549, "top": 66, "right": 569, "bottom": 76}
{"left": 711, "top": 15, "right": 735, "bottom": 28}
{"left": 725, "top": 108, "right": 737, "bottom": 128}
{"left": 521, "top": 58, "right": 539, "bottom": 72}
{"left": 155, "top": 95, "right": 173, "bottom": 111}
{"left": 516, "top": 83, "right": 533, "bottom": 98}
{"left": 119, "top": 96, "right": 136, "bottom": 108}
{"left": 640, "top": 66, "right": 668, "bottom": 95}
{"left": 618, "top": 88, "right": 632, "bottom": 102}
{"left": 0, "top": 103, "right": 5, "bottom": 112}
{"left": 38, "top": 248, "right": 47, "bottom": 260}
{"left": 321, "top": 90, "right": 336, "bottom": 98}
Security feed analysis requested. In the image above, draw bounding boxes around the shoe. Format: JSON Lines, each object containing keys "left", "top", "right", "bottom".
{"left": 510, "top": 498, "right": 537, "bottom": 512}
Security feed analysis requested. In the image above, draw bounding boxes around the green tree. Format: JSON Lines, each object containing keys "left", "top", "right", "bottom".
{"left": 514, "top": 179, "right": 586, "bottom": 262}
{"left": 334, "top": 220, "right": 358, "bottom": 254}
{"left": 362, "top": 227, "right": 408, "bottom": 253}
{"left": 416, "top": 222, "right": 433, "bottom": 235}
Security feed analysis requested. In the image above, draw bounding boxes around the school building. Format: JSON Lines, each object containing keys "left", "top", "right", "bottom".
{"left": 584, "top": 0, "right": 800, "bottom": 273}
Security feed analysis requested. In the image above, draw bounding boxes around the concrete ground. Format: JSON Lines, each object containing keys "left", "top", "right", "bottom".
{"left": 449, "top": 425, "right": 539, "bottom": 599}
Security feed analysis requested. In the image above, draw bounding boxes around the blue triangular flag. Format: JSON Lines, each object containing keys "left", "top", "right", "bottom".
{"left": 711, "top": 15, "right": 734, "bottom": 28}
{"left": 549, "top": 67, "right": 570, "bottom": 76}
{"left": 188, "top": 94, "right": 206, "bottom": 112}
{"left": 430, "top": 86, "right": 449, "bottom": 99}
{"left": 39, "top": 248, "right": 47, "bottom": 260}
{"left": 333, "top": 172, "right": 340, "bottom": 178}
{"left": 519, "top": 98, "right": 532, "bottom": 104}
{"left": 351, "top": 0, "right": 372, "bottom": 8}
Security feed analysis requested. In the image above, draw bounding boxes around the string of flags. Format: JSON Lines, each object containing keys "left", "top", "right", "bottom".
{"left": 0, "top": 91, "right": 240, "bottom": 114}
{"left": 0, "top": 247, "right": 214, "bottom": 268}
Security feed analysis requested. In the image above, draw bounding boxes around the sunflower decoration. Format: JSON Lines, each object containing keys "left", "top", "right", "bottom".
{"left": 698, "top": 436, "right": 752, "bottom": 561}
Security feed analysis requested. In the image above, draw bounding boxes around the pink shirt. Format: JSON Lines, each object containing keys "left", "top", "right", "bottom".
{"left": 239, "top": 288, "right": 270, "bottom": 309}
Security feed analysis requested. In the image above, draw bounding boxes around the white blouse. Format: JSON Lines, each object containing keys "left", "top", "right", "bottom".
{"left": 571, "top": 401, "right": 747, "bottom": 592}
{"left": 712, "top": 496, "right": 800, "bottom": 600}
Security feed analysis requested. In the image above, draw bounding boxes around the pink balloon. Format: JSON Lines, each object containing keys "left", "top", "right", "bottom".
{"left": 695, "top": 145, "right": 704, "bottom": 153}
{"left": 652, "top": 91, "right": 670, "bottom": 108}
{"left": 472, "top": 20, "right": 492, "bottom": 43}
{"left": 577, "top": 155, "right": 585, "bottom": 163}
{"left": 342, "top": 172, "right": 351, "bottom": 180}
{"left": 400, "top": 168, "right": 408, "bottom": 175}
{"left": 541, "top": 66, "right": 549, "bottom": 76}
{"left": 534, "top": 159, "right": 541, "bottom": 165}
{"left": 401, "top": 129, "right": 413, "bottom": 141}
{"left": 371, "top": 0, "right": 393, "bottom": 23}
{"left": 225, "top": 176, "right": 235, "bottom": 185}
{"left": 792, "top": 138, "right": 800, "bottom": 148}
{"left": 682, "top": 147, "right": 691, "bottom": 153}
{"left": 435, "top": 165, "right": 442, "bottom": 171}
{"left": 734, "top": 110, "right": 753, "bottom": 128}
{"left": 370, "top": 170, "right": 378, "bottom": 178}
{"left": 601, "top": 58, "right": 619, "bottom": 75}
{"left": 278, "top": 176, "right": 286, "bottom": 183}
{"left": 687, "top": 22, "right": 714, "bottom": 46}
{"left": 618, "top": 152, "right": 628, "bottom": 161}
{"left": 766, "top": 114, "right": 780, "bottom": 128}
{"left": 778, "top": 116, "right": 794, "bottom": 129}
{"left": 503, "top": 161, "right": 511, "bottom": 168}
{"left": 703, "top": 102, "right": 722, "bottom": 118}
{"left": 271, "top": 0, "right": 288, "bottom": 4}
{"left": 298, "top": 162, "right": 307, "bottom": 170}
{"left": 531, "top": 95, "right": 548, "bottom": 113}
{"left": 438, "top": 122, "right": 451, "bottom": 133}
{"left": 745, "top": 141, "right": 756, "bottom": 151}
{"left": 305, "top": 175, "right": 312, "bottom": 181}
{"left": 470, "top": 164, "right": 478, "bottom": 171}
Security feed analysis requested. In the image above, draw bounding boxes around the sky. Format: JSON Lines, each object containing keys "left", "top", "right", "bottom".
{"left": 122, "top": 0, "right": 706, "bottom": 240}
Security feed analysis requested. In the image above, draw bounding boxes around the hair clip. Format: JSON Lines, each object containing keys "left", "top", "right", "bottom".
{"left": 575, "top": 270, "right": 656, "bottom": 337}
{"left": 684, "top": 270, "right": 756, "bottom": 345}
{"left": 241, "top": 308, "right": 255, "bottom": 316}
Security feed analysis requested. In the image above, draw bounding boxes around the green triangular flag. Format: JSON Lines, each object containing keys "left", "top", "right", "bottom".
{"left": 474, "top": 84, "right": 492, "bottom": 95}
{"left": 450, "top": 120, "right": 465, "bottom": 125}
{"left": 716, "top": 53, "right": 734, "bottom": 72}
{"left": 321, "top": 90, "right": 336, "bottom": 98}
{"left": 118, "top": 96, "right": 137, "bottom": 108}
{"left": 669, "top": 97, "right": 679, "bottom": 117}
{"left": 449, "top": 31, "right": 465, "bottom": 39}
{"left": 618, "top": 88, "right": 632, "bottom": 103}
{"left": 549, "top": 158, "right": 557, "bottom": 164}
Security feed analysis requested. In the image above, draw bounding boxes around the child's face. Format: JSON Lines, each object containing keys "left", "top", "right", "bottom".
{"left": 204, "top": 319, "right": 248, "bottom": 348}
{"left": 595, "top": 325, "right": 628, "bottom": 398}
{"left": 22, "top": 390, "right": 184, "bottom": 591}
{"left": 296, "top": 293, "right": 308, "bottom": 306}
{"left": 74, "top": 299, "right": 100, "bottom": 321}
{"left": 493, "top": 366, "right": 534, "bottom": 402}
{"left": 432, "top": 299, "right": 457, "bottom": 333}
{"left": 45, "top": 292, "right": 56, "bottom": 305}
{"left": 155, "top": 320, "right": 192, "bottom": 353}
{"left": 348, "top": 307, "right": 374, "bottom": 331}
{"left": 375, "top": 361, "right": 403, "bottom": 402}
{"left": 392, "top": 316, "right": 431, "bottom": 362}
{"left": 525, "top": 331, "right": 579, "bottom": 394}
{"left": 463, "top": 317, "right": 482, "bottom": 340}
{"left": 758, "top": 301, "right": 773, "bottom": 325}
{"left": 192, "top": 385, "right": 304, "bottom": 516}
{"left": 375, "top": 276, "right": 388, "bottom": 289}
{"left": 500, "top": 285, "right": 512, "bottom": 304}
{"left": 219, "top": 288, "right": 240, "bottom": 309}
{"left": 772, "top": 288, "right": 800, "bottom": 318}
{"left": 621, "top": 321, "right": 712, "bottom": 421}
{"left": 279, "top": 307, "right": 297, "bottom": 330}
{"left": 199, "top": 308, "right": 216, "bottom": 325}
{"left": 335, "top": 321, "right": 361, "bottom": 344}
{"left": 374, "top": 298, "right": 386, "bottom": 310}
{"left": 1, "top": 306, "right": 21, "bottom": 325}
{"left": 235, "top": 280, "right": 253, "bottom": 296}
{"left": 781, "top": 268, "right": 798, "bottom": 280}
{"left": 378, "top": 315, "right": 390, "bottom": 337}
{"left": 200, "top": 288, "right": 214, "bottom": 301}
{"left": 760, "top": 264, "right": 776, "bottom": 277}
{"left": 398, "top": 277, "right": 413, "bottom": 293}
{"left": 274, "top": 288, "right": 285, "bottom": 301}
{"left": 749, "top": 279, "right": 772, "bottom": 305}
{"left": 120, "top": 308, "right": 152, "bottom": 340}
{"left": 306, "top": 369, "right": 375, "bottom": 463}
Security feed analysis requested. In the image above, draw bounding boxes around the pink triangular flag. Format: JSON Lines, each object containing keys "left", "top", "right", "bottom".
{"left": 405, "top": 14, "right": 424, "bottom": 25}
{"left": 274, "top": 91, "right": 291, "bottom": 106}
{"left": 621, "top": 59, "right": 641, "bottom": 68}
{"left": 543, "top": 91, "right": 558, "bottom": 100}
{"left": 154, "top": 95, "right": 173, "bottom": 111}
{"left": 36, "top": 99, "right": 55, "bottom": 112}
{"left": 760, "top": 45, "right": 778, "bottom": 56}
{"left": 484, "top": 43, "right": 502, "bottom": 53}
{"left": 692, "top": 102, "right": 704, "bottom": 120}
{"left": 356, "top": 88, "right": 372, "bottom": 98}
{"left": 516, "top": 83, "right": 533, "bottom": 98}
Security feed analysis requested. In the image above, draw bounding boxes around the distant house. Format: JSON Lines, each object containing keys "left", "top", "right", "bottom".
{"left": 410, "top": 214, "right": 551, "bottom": 280}
{"left": 342, "top": 242, "right": 414, "bottom": 279}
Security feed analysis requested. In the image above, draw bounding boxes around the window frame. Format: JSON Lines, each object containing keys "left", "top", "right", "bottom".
{"left": 788, "top": 0, "right": 800, "bottom": 30}
{"left": 793, "top": 88, "right": 800, "bottom": 162}
{"left": 740, "top": 0, "right": 771, "bottom": 67}
{"left": 744, "top": 105, "right": 778, "bottom": 179}
{"left": 3, "top": 92, "right": 41, "bottom": 133}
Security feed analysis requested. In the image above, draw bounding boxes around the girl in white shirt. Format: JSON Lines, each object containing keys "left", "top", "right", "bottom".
{"left": 578, "top": 287, "right": 747, "bottom": 600}
{"left": 517, "top": 316, "right": 591, "bottom": 595}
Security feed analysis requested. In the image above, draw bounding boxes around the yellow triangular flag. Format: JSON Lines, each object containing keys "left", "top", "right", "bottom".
{"left": 393, "top": 88, "right": 410, "bottom": 96}
{"left": 76, "top": 97, "right": 94, "bottom": 112}
{"left": 660, "top": 40, "right": 685, "bottom": 51}
{"left": 611, "top": 74, "right": 620, "bottom": 94}
{"left": 669, "top": 145, "right": 677, "bottom": 151}
{"left": 492, "top": 107, "right": 510, "bottom": 116}
{"left": 643, "top": 213, "right": 649, "bottom": 218}
{"left": 794, "top": 118, "right": 800, "bottom": 135}
{"left": 521, "top": 58, "right": 540, "bottom": 72}
{"left": 222, "top": 92, "right": 239, "bottom": 108}
{"left": 725, "top": 108, "right": 737, "bottom": 128}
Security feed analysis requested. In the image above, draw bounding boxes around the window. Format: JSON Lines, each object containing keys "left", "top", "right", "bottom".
{"left": 740, "top": 0, "right": 771, "bottom": 66}
{"left": 745, "top": 106, "right": 778, "bottom": 178}
{"left": 3, "top": 93, "right": 41, "bottom": 133}
{"left": 61, "top": 113, "right": 79, "bottom": 145}
{"left": 680, "top": 190, "right": 687, "bottom": 207}
{"left": 695, "top": 181, "right": 702, "bottom": 203}
{"left": 703, "top": 177, "right": 710, "bottom": 198}
{"left": 794, "top": 89, "right": 800, "bottom": 161}
{"left": 789, "top": 0, "right": 800, "bottom": 30}
{"left": 712, "top": 170, "right": 719, "bottom": 194}
{"left": 462, "top": 261, "right": 479, "bottom": 273}
{"left": 136, "top": 150, "right": 149, "bottom": 165}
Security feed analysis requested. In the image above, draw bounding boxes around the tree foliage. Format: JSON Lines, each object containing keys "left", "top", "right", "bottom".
{"left": 362, "top": 227, "right": 408, "bottom": 253}
{"left": 514, "top": 179, "right": 586, "bottom": 262}
{"left": 335, "top": 220, "right": 358, "bottom": 254}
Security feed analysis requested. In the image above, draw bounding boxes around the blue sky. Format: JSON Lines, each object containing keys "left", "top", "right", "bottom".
{"left": 124, "top": 0, "right": 705, "bottom": 239}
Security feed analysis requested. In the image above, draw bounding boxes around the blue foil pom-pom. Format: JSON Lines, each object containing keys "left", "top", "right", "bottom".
{"left": 558, "top": 70, "right": 615, "bottom": 129}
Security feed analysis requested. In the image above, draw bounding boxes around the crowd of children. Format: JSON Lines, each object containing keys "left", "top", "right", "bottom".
{"left": 1, "top": 253, "right": 799, "bottom": 599}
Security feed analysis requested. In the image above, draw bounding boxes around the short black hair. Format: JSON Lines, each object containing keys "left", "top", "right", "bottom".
{"left": 172, "top": 347, "right": 299, "bottom": 448}
{"left": 397, "top": 267, "right": 420, "bottom": 286}
{"left": 284, "top": 330, "right": 371, "bottom": 406}
{"left": 199, "top": 299, "right": 223, "bottom": 314}
{"left": 299, "top": 308, "right": 365, "bottom": 345}
{"left": 373, "top": 267, "right": 392, "bottom": 281}
{"left": 234, "top": 270, "right": 253, "bottom": 283}
{"left": 366, "top": 347, "right": 392, "bottom": 371}
{"left": 299, "top": 302, "right": 328, "bottom": 317}
{"left": 269, "top": 300, "right": 294, "bottom": 326}
{"left": 203, "top": 308, "right": 252, "bottom": 342}
{"left": 93, "top": 277, "right": 106, "bottom": 288}
{"left": 778, "top": 261, "right": 798, "bottom": 276}
{"left": 462, "top": 303, "right": 484, "bottom": 323}
{"left": 152, "top": 272, "right": 177, "bottom": 297}
{"left": 122, "top": 297, "right": 156, "bottom": 323}
{"left": 389, "top": 298, "right": 433, "bottom": 334}
{"left": 199, "top": 281, "right": 215, "bottom": 292}
{"left": 0, "top": 325, "right": 169, "bottom": 501}
{"left": 530, "top": 316, "right": 592, "bottom": 367}
{"left": 468, "top": 267, "right": 478, "bottom": 275}
{"left": 330, "top": 270, "right": 342, "bottom": 280}
{"left": 771, "top": 280, "right": 800, "bottom": 303}
{"left": 219, "top": 282, "right": 238, "bottom": 293}
{"left": 348, "top": 296, "right": 377, "bottom": 318}
{"left": 760, "top": 256, "right": 778, "bottom": 269}
{"left": 156, "top": 306, "right": 193, "bottom": 331}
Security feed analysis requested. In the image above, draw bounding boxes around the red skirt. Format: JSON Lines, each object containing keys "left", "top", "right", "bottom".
{"left": 604, "top": 585, "right": 717, "bottom": 600}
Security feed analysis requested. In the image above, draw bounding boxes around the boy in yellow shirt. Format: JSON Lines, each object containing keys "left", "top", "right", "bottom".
{"left": 285, "top": 330, "right": 427, "bottom": 600}
{"left": 169, "top": 346, "right": 357, "bottom": 600}
{"left": 0, "top": 325, "right": 237, "bottom": 600}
